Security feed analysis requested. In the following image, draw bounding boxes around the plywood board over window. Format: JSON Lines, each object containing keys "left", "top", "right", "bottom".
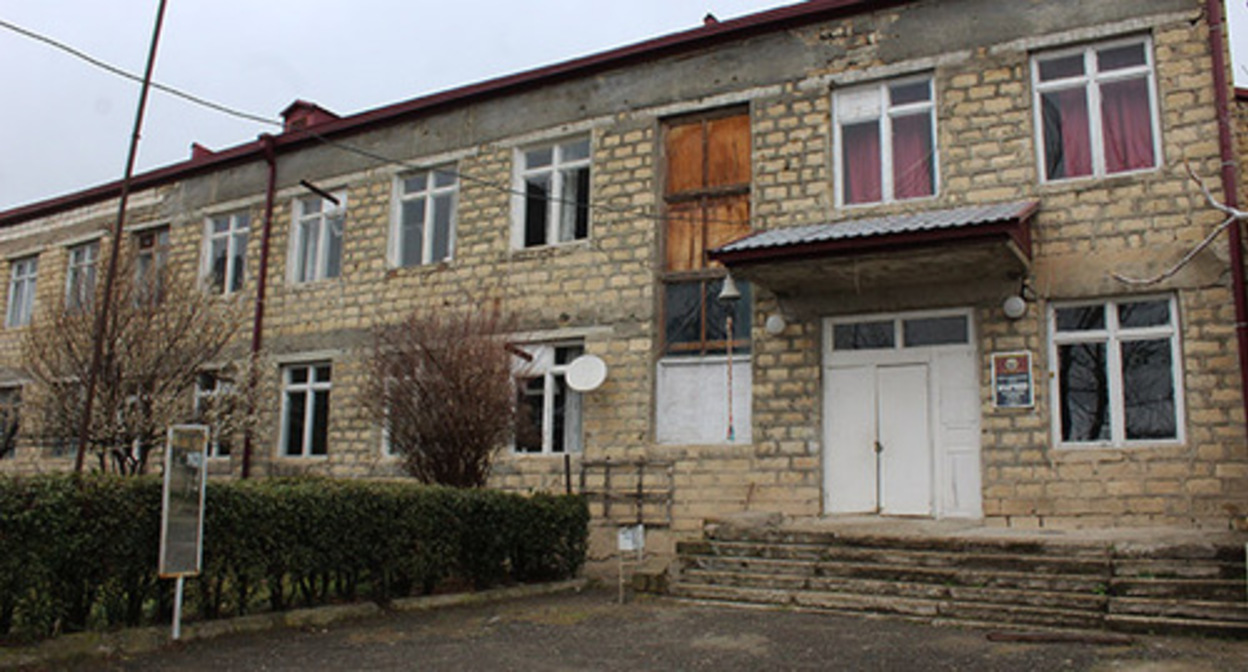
{"left": 663, "top": 111, "right": 751, "bottom": 274}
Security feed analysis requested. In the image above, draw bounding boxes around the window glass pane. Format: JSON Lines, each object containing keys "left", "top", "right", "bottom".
{"left": 431, "top": 193, "right": 453, "bottom": 262}
{"left": 1100, "top": 77, "right": 1155, "bottom": 174}
{"left": 515, "top": 377, "right": 544, "bottom": 453}
{"left": 289, "top": 366, "right": 308, "bottom": 384}
{"left": 524, "top": 176, "right": 550, "bottom": 247}
{"left": 1122, "top": 338, "right": 1176, "bottom": 440}
{"left": 402, "top": 172, "right": 428, "bottom": 194}
{"left": 555, "top": 345, "right": 583, "bottom": 365}
{"left": 400, "top": 198, "right": 426, "bottom": 266}
{"left": 433, "top": 169, "right": 456, "bottom": 189}
{"left": 891, "top": 113, "right": 934, "bottom": 200}
{"left": 311, "top": 390, "right": 330, "bottom": 456}
{"left": 561, "top": 138, "right": 590, "bottom": 162}
{"left": 1041, "top": 89, "right": 1092, "bottom": 180}
{"left": 315, "top": 365, "right": 332, "bottom": 383}
{"left": 285, "top": 390, "right": 307, "bottom": 455}
{"left": 1058, "top": 342, "right": 1110, "bottom": 442}
{"left": 1118, "top": 300, "right": 1169, "bottom": 328}
{"left": 325, "top": 215, "right": 343, "bottom": 278}
{"left": 833, "top": 321, "right": 895, "bottom": 350}
{"left": 556, "top": 376, "right": 583, "bottom": 453}
{"left": 1056, "top": 305, "right": 1105, "bottom": 331}
{"left": 1097, "top": 43, "right": 1146, "bottom": 71}
{"left": 297, "top": 221, "right": 318, "bottom": 282}
{"left": 211, "top": 216, "right": 230, "bottom": 234}
{"left": 842, "top": 121, "right": 882, "bottom": 204}
{"left": 558, "top": 166, "right": 590, "bottom": 242}
{"left": 299, "top": 196, "right": 321, "bottom": 215}
{"left": 525, "top": 147, "right": 552, "bottom": 169}
{"left": 1039, "top": 53, "right": 1085, "bottom": 81}
{"left": 664, "top": 282, "right": 702, "bottom": 349}
{"left": 230, "top": 233, "right": 247, "bottom": 292}
{"left": 889, "top": 80, "right": 930, "bottom": 106}
{"left": 903, "top": 316, "right": 968, "bottom": 347}
{"left": 210, "top": 238, "right": 228, "bottom": 291}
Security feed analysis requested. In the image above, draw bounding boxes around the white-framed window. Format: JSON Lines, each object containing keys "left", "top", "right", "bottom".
{"left": 65, "top": 240, "right": 99, "bottom": 313}
{"left": 834, "top": 75, "right": 937, "bottom": 206}
{"left": 6, "top": 256, "right": 37, "bottom": 328}
{"left": 514, "top": 136, "right": 591, "bottom": 248}
{"left": 205, "top": 212, "right": 249, "bottom": 294}
{"left": 514, "top": 343, "right": 584, "bottom": 454}
{"left": 194, "top": 371, "right": 234, "bottom": 459}
{"left": 0, "top": 385, "right": 20, "bottom": 460}
{"left": 279, "top": 362, "right": 331, "bottom": 457}
{"left": 291, "top": 193, "right": 346, "bottom": 283}
{"left": 394, "top": 166, "right": 457, "bottom": 266}
{"left": 1048, "top": 295, "right": 1183, "bottom": 447}
{"left": 1032, "top": 36, "right": 1160, "bottom": 182}
{"left": 134, "top": 226, "right": 169, "bottom": 304}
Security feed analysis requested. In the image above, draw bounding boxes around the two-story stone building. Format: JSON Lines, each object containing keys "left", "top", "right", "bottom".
{"left": 2, "top": 0, "right": 1247, "bottom": 561}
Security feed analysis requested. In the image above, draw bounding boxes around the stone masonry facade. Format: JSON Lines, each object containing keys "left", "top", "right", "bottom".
{"left": 1, "top": 0, "right": 1246, "bottom": 565}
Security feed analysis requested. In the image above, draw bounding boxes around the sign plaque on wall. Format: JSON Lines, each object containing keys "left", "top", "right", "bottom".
{"left": 992, "top": 351, "right": 1034, "bottom": 409}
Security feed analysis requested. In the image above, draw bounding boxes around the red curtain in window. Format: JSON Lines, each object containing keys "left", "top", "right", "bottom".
{"left": 892, "top": 113, "right": 934, "bottom": 200}
{"left": 1101, "top": 78, "right": 1155, "bottom": 174}
{"left": 842, "top": 121, "right": 882, "bottom": 204}
{"left": 1042, "top": 89, "right": 1092, "bottom": 179}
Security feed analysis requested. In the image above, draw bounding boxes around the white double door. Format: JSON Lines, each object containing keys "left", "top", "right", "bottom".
{"left": 822, "top": 313, "right": 981, "bottom": 518}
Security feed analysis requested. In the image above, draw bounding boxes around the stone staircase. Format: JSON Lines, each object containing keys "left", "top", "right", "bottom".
{"left": 669, "top": 516, "right": 1248, "bottom": 637}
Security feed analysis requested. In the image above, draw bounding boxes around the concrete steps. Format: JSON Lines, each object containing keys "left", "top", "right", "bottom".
{"left": 671, "top": 523, "right": 1248, "bottom": 637}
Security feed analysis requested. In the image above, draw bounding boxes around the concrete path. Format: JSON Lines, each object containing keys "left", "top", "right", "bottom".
{"left": 24, "top": 587, "right": 1248, "bottom": 671}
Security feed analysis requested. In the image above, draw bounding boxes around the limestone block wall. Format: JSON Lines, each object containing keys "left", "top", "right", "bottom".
{"left": 0, "top": 0, "right": 1243, "bottom": 537}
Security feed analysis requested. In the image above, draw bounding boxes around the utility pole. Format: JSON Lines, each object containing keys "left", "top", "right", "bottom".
{"left": 75, "top": 0, "right": 170, "bottom": 472}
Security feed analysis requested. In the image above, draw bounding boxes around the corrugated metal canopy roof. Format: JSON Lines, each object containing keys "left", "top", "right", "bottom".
{"left": 715, "top": 201, "right": 1039, "bottom": 256}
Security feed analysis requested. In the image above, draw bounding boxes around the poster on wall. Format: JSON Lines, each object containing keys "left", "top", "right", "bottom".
{"left": 992, "top": 351, "right": 1034, "bottom": 409}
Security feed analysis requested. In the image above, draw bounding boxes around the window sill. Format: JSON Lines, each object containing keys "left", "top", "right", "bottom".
{"left": 509, "top": 239, "right": 591, "bottom": 260}
{"left": 386, "top": 259, "right": 454, "bottom": 277}
{"left": 1038, "top": 165, "right": 1161, "bottom": 191}
{"left": 835, "top": 193, "right": 940, "bottom": 212}
{"left": 1052, "top": 439, "right": 1184, "bottom": 453}
{"left": 285, "top": 277, "right": 343, "bottom": 291}
{"left": 509, "top": 451, "right": 579, "bottom": 458}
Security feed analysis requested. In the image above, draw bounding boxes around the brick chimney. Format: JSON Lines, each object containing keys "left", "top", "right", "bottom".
{"left": 281, "top": 100, "right": 339, "bottom": 133}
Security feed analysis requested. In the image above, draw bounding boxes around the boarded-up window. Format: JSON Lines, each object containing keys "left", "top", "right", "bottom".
{"left": 664, "top": 113, "right": 751, "bottom": 273}
{"left": 662, "top": 110, "right": 752, "bottom": 355}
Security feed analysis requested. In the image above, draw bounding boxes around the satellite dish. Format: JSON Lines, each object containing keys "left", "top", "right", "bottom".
{"left": 566, "top": 354, "right": 608, "bottom": 392}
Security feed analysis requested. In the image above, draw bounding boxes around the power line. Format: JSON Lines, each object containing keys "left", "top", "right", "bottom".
{"left": 2, "top": 16, "right": 752, "bottom": 229}
{"left": 0, "top": 17, "right": 281, "bottom": 128}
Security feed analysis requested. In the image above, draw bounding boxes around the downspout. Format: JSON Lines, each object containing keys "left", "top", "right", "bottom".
{"left": 1205, "top": 0, "right": 1248, "bottom": 440}
{"left": 241, "top": 133, "right": 278, "bottom": 478}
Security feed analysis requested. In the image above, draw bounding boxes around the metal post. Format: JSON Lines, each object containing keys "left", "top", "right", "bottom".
{"left": 172, "top": 575, "right": 184, "bottom": 640}
{"left": 74, "top": 0, "right": 169, "bottom": 473}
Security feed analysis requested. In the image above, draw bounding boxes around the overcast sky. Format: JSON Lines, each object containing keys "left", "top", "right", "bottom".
{"left": 1, "top": 1, "right": 1246, "bottom": 212}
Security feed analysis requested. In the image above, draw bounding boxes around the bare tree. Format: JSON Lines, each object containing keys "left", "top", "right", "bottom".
{"left": 363, "top": 305, "right": 523, "bottom": 488}
{"left": 22, "top": 249, "right": 244, "bottom": 474}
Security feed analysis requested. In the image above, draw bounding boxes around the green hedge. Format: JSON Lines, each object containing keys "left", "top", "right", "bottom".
{"left": 0, "top": 474, "right": 588, "bottom": 642}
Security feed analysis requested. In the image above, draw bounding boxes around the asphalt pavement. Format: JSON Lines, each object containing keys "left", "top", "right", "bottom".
{"left": 24, "top": 587, "right": 1248, "bottom": 671}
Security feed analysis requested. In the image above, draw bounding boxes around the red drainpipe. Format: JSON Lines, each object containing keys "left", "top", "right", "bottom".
{"left": 241, "top": 133, "right": 278, "bottom": 478}
{"left": 1205, "top": 0, "right": 1248, "bottom": 439}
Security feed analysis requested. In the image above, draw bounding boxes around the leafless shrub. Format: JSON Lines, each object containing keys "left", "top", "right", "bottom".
{"left": 22, "top": 250, "right": 244, "bottom": 474}
{"left": 363, "top": 304, "right": 522, "bottom": 487}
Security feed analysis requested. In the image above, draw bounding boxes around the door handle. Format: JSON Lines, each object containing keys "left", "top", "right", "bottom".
{"left": 874, "top": 440, "right": 884, "bottom": 454}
